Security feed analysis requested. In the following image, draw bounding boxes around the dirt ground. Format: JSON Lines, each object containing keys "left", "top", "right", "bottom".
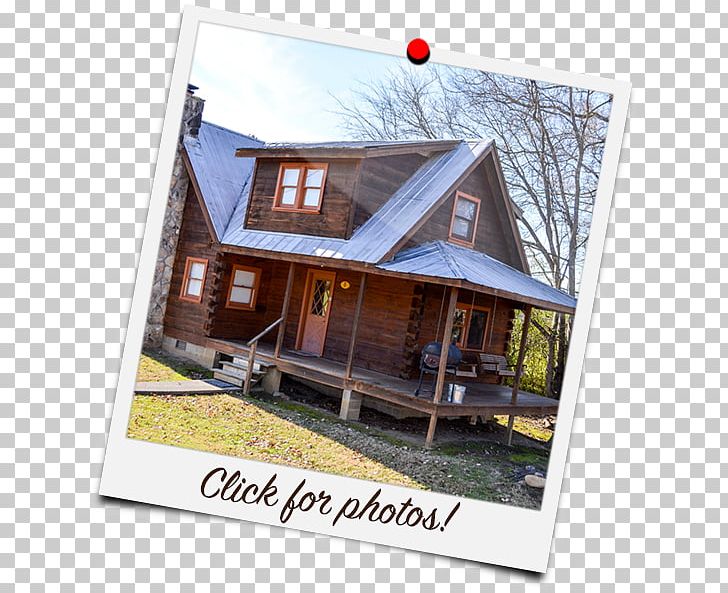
{"left": 247, "top": 376, "right": 555, "bottom": 508}
{"left": 276, "top": 375, "right": 555, "bottom": 449}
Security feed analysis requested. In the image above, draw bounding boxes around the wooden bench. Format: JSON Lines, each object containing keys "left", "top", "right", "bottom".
{"left": 478, "top": 354, "right": 520, "bottom": 383}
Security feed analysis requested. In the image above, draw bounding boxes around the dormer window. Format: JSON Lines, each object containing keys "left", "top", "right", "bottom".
{"left": 448, "top": 191, "right": 481, "bottom": 247}
{"left": 273, "top": 163, "right": 328, "bottom": 212}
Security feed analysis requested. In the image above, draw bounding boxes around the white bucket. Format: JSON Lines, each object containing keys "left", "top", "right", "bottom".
{"left": 451, "top": 384, "right": 466, "bottom": 404}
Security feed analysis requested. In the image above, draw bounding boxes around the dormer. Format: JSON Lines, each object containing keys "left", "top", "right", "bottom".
{"left": 234, "top": 140, "right": 459, "bottom": 239}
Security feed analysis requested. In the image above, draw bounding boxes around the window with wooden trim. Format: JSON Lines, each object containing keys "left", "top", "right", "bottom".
{"left": 180, "top": 257, "right": 208, "bottom": 303}
{"left": 448, "top": 192, "right": 481, "bottom": 246}
{"left": 451, "top": 303, "right": 490, "bottom": 351}
{"left": 273, "top": 163, "right": 328, "bottom": 212}
{"left": 225, "top": 264, "right": 261, "bottom": 310}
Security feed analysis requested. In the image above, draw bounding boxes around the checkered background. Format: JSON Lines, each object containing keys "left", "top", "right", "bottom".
{"left": 2, "top": 0, "right": 724, "bottom": 589}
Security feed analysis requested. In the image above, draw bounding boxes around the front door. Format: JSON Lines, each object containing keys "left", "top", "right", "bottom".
{"left": 297, "top": 269, "right": 336, "bottom": 356}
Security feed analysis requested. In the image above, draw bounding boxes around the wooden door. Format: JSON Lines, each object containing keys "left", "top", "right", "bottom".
{"left": 297, "top": 269, "right": 336, "bottom": 356}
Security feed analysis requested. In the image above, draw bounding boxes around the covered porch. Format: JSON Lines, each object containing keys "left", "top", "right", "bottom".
{"left": 201, "top": 244, "right": 575, "bottom": 446}
{"left": 206, "top": 336, "right": 560, "bottom": 444}
{"left": 207, "top": 338, "right": 559, "bottom": 416}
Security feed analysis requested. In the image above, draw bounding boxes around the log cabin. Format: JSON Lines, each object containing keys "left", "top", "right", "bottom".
{"left": 158, "top": 120, "right": 577, "bottom": 446}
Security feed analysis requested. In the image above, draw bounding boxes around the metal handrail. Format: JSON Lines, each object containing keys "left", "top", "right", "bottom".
{"left": 246, "top": 317, "right": 283, "bottom": 347}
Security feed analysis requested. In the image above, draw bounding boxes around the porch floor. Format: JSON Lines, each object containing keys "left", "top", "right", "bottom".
{"left": 207, "top": 337, "right": 560, "bottom": 418}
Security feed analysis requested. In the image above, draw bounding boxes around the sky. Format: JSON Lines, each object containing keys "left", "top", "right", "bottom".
{"left": 189, "top": 22, "right": 429, "bottom": 142}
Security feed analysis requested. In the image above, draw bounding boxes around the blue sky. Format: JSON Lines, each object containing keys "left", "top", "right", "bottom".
{"left": 189, "top": 22, "right": 429, "bottom": 142}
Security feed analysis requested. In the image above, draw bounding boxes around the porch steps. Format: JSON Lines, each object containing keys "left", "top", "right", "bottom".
{"left": 211, "top": 356, "right": 272, "bottom": 389}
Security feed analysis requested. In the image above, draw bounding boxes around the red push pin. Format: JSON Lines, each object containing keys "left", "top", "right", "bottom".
{"left": 406, "top": 38, "right": 430, "bottom": 65}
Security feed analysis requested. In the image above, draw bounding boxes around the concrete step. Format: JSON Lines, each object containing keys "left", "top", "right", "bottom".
{"left": 216, "top": 362, "right": 266, "bottom": 379}
{"left": 232, "top": 356, "right": 271, "bottom": 371}
{"left": 213, "top": 370, "right": 250, "bottom": 387}
{"left": 218, "top": 365, "right": 246, "bottom": 380}
{"left": 213, "top": 369, "right": 263, "bottom": 388}
{"left": 221, "top": 360, "right": 265, "bottom": 374}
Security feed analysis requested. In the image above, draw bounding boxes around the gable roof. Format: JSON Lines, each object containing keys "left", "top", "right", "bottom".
{"left": 182, "top": 129, "right": 571, "bottom": 312}
{"left": 221, "top": 140, "right": 493, "bottom": 263}
{"left": 378, "top": 241, "right": 577, "bottom": 313}
{"left": 182, "top": 121, "right": 264, "bottom": 240}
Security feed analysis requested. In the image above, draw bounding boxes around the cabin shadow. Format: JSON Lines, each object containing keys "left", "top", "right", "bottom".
{"left": 232, "top": 378, "right": 550, "bottom": 507}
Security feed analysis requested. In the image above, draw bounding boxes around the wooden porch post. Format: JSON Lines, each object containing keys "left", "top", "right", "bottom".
{"left": 507, "top": 304, "right": 532, "bottom": 445}
{"left": 425, "top": 285, "right": 459, "bottom": 448}
{"left": 344, "top": 272, "right": 367, "bottom": 381}
{"left": 274, "top": 262, "right": 296, "bottom": 359}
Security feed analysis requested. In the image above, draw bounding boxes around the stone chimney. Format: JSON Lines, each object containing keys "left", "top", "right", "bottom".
{"left": 144, "top": 85, "right": 205, "bottom": 348}
{"left": 181, "top": 84, "right": 204, "bottom": 139}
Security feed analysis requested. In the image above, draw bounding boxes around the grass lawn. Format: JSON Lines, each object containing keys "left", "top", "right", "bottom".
{"left": 128, "top": 390, "right": 549, "bottom": 507}
{"left": 128, "top": 348, "right": 550, "bottom": 507}
{"left": 493, "top": 415, "right": 554, "bottom": 442}
{"left": 136, "top": 349, "right": 213, "bottom": 382}
{"left": 129, "top": 393, "right": 424, "bottom": 489}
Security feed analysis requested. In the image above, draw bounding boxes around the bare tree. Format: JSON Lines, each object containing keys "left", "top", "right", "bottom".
{"left": 333, "top": 65, "right": 611, "bottom": 397}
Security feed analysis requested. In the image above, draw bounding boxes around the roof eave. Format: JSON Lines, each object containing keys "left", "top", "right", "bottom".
{"left": 234, "top": 140, "right": 460, "bottom": 159}
{"left": 180, "top": 146, "right": 221, "bottom": 243}
{"left": 218, "top": 242, "right": 576, "bottom": 314}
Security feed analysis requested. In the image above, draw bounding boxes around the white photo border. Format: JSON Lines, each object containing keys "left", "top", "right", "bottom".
{"left": 99, "top": 5, "right": 630, "bottom": 573}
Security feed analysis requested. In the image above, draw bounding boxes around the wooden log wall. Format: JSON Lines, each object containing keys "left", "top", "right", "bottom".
{"left": 162, "top": 185, "right": 220, "bottom": 341}
{"left": 350, "top": 153, "right": 428, "bottom": 234}
{"left": 244, "top": 157, "right": 360, "bottom": 238}
{"left": 353, "top": 274, "right": 416, "bottom": 377}
{"left": 401, "top": 282, "right": 426, "bottom": 379}
{"left": 207, "top": 254, "right": 289, "bottom": 344}
{"left": 203, "top": 252, "right": 225, "bottom": 336}
{"left": 276, "top": 265, "right": 416, "bottom": 377}
{"left": 405, "top": 156, "right": 525, "bottom": 271}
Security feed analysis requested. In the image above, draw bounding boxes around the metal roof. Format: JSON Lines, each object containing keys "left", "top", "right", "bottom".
{"left": 183, "top": 121, "right": 263, "bottom": 240}
{"left": 240, "top": 139, "right": 459, "bottom": 149}
{"left": 344, "top": 140, "right": 492, "bottom": 261}
{"left": 377, "top": 241, "right": 577, "bottom": 312}
{"left": 184, "top": 129, "right": 571, "bottom": 311}
{"left": 234, "top": 138, "right": 461, "bottom": 158}
{"left": 221, "top": 140, "right": 492, "bottom": 263}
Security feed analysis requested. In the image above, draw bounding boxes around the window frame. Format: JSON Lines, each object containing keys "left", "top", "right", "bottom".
{"left": 225, "top": 264, "right": 262, "bottom": 311}
{"left": 179, "top": 257, "right": 208, "bottom": 303}
{"left": 448, "top": 191, "right": 481, "bottom": 247}
{"left": 451, "top": 302, "right": 491, "bottom": 351}
{"left": 272, "top": 162, "right": 329, "bottom": 213}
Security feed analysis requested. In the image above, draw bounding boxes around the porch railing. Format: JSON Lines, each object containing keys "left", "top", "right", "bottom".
{"left": 243, "top": 316, "right": 283, "bottom": 394}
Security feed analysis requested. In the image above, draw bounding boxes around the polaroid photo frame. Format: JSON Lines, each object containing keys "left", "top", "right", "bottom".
{"left": 100, "top": 6, "right": 630, "bottom": 572}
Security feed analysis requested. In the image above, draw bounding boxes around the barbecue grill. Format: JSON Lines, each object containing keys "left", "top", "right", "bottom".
{"left": 414, "top": 341, "right": 463, "bottom": 397}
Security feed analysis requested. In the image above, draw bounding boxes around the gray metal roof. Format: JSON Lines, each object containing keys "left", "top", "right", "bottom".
{"left": 221, "top": 140, "right": 492, "bottom": 263}
{"left": 185, "top": 129, "right": 570, "bottom": 311}
{"left": 377, "top": 241, "right": 577, "bottom": 312}
{"left": 183, "top": 122, "right": 263, "bottom": 240}
{"left": 240, "top": 139, "right": 459, "bottom": 150}
{"left": 344, "top": 140, "right": 492, "bottom": 261}
{"left": 233, "top": 139, "right": 462, "bottom": 159}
